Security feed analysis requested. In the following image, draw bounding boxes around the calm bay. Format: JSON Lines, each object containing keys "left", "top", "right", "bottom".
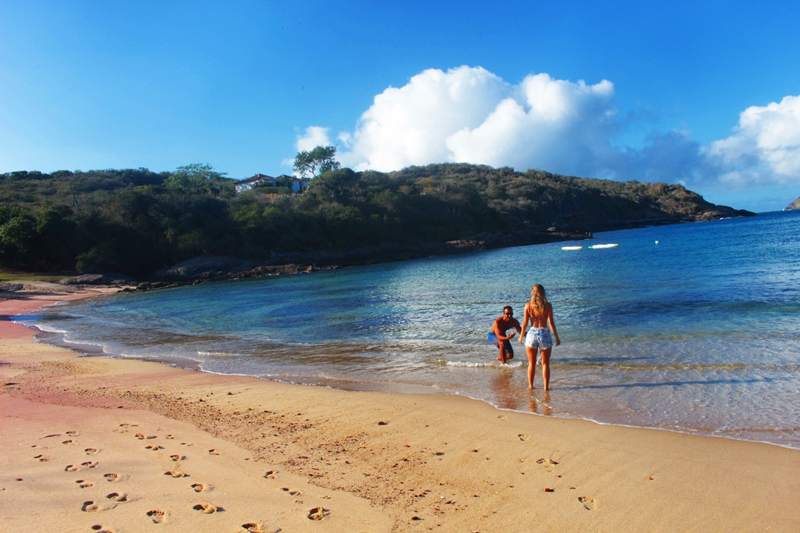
{"left": 18, "top": 210, "right": 800, "bottom": 448}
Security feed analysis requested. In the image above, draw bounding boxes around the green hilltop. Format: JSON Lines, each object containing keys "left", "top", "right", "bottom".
{"left": 0, "top": 164, "right": 753, "bottom": 278}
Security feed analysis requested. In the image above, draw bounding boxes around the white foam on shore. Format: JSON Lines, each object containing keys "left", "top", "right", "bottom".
{"left": 438, "top": 359, "right": 524, "bottom": 368}
{"left": 11, "top": 318, "right": 67, "bottom": 335}
{"left": 198, "top": 351, "right": 241, "bottom": 358}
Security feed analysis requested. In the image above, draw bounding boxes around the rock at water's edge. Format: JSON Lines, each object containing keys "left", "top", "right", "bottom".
{"left": 155, "top": 255, "right": 260, "bottom": 281}
{"left": 59, "top": 273, "right": 138, "bottom": 286}
{"left": 784, "top": 197, "right": 800, "bottom": 211}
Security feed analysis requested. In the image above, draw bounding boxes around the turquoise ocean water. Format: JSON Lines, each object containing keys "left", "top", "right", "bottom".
{"left": 16, "top": 210, "right": 800, "bottom": 448}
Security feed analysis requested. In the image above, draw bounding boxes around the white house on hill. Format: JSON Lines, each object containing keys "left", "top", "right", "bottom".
{"left": 235, "top": 174, "right": 311, "bottom": 194}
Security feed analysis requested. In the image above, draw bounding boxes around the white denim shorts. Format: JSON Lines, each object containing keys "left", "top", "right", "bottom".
{"left": 524, "top": 327, "right": 553, "bottom": 349}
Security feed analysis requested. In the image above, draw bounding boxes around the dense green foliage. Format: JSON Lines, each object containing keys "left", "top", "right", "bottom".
{"left": 0, "top": 163, "right": 732, "bottom": 276}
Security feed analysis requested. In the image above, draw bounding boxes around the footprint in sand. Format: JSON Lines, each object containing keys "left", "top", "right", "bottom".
{"left": 147, "top": 510, "right": 166, "bottom": 524}
{"left": 242, "top": 523, "right": 264, "bottom": 533}
{"left": 106, "top": 492, "right": 129, "bottom": 502}
{"left": 44, "top": 433, "right": 61, "bottom": 438}
{"left": 62, "top": 439, "right": 74, "bottom": 445}
{"left": 165, "top": 470, "right": 189, "bottom": 478}
{"left": 119, "top": 423, "right": 138, "bottom": 428}
{"left": 169, "top": 454, "right": 183, "bottom": 462}
{"left": 90, "top": 525, "right": 114, "bottom": 533}
{"left": 193, "top": 503, "right": 221, "bottom": 514}
{"left": 145, "top": 445, "right": 162, "bottom": 451}
{"left": 65, "top": 465, "right": 80, "bottom": 472}
{"left": 536, "top": 458, "right": 559, "bottom": 471}
{"left": 191, "top": 483, "right": 207, "bottom": 492}
{"left": 134, "top": 433, "right": 146, "bottom": 440}
{"left": 281, "top": 488, "right": 302, "bottom": 496}
{"left": 34, "top": 454, "right": 52, "bottom": 462}
{"left": 578, "top": 496, "right": 597, "bottom": 511}
{"left": 263, "top": 470, "right": 278, "bottom": 479}
{"left": 82, "top": 501, "right": 101, "bottom": 512}
{"left": 518, "top": 433, "right": 530, "bottom": 441}
{"left": 497, "top": 415, "right": 508, "bottom": 421}
{"left": 85, "top": 448, "right": 99, "bottom": 455}
{"left": 208, "top": 449, "right": 220, "bottom": 455}
{"left": 66, "top": 431, "right": 80, "bottom": 436}
{"left": 308, "top": 507, "right": 330, "bottom": 520}
{"left": 82, "top": 461, "right": 99, "bottom": 468}
{"left": 76, "top": 480, "right": 95, "bottom": 489}
{"left": 104, "top": 473, "right": 120, "bottom": 482}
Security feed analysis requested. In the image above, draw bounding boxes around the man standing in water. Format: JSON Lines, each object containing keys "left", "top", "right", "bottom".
{"left": 489, "top": 306, "right": 521, "bottom": 364}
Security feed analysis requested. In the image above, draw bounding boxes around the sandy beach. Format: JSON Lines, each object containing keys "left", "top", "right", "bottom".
{"left": 1, "top": 288, "right": 798, "bottom": 533}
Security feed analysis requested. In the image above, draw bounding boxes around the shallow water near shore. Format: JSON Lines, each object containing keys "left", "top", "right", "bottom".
{"left": 17, "top": 210, "right": 800, "bottom": 448}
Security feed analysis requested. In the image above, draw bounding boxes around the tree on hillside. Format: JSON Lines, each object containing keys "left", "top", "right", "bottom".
{"left": 164, "top": 164, "right": 229, "bottom": 196}
{"left": 293, "top": 145, "right": 341, "bottom": 179}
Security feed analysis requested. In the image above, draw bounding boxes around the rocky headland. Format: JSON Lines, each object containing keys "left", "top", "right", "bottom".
{"left": 0, "top": 164, "right": 755, "bottom": 289}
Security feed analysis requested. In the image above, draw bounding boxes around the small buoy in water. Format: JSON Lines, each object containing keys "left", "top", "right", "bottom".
{"left": 655, "top": 240, "right": 659, "bottom": 244}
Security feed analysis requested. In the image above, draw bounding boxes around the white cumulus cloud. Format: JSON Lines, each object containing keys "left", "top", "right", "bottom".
{"left": 337, "top": 66, "right": 509, "bottom": 171}
{"left": 706, "top": 94, "right": 800, "bottom": 187}
{"left": 335, "top": 66, "right": 616, "bottom": 177}
{"left": 294, "top": 66, "right": 800, "bottom": 195}
{"left": 446, "top": 73, "right": 616, "bottom": 176}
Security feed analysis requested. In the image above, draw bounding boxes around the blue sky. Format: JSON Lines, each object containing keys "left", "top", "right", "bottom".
{"left": 1, "top": 1, "right": 798, "bottom": 212}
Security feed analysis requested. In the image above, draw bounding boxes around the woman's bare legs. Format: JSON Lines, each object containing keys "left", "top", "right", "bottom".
{"left": 541, "top": 347, "right": 552, "bottom": 391}
{"left": 526, "top": 346, "right": 538, "bottom": 389}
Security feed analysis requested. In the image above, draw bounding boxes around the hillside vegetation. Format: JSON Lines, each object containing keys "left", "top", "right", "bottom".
{"left": 0, "top": 164, "right": 752, "bottom": 277}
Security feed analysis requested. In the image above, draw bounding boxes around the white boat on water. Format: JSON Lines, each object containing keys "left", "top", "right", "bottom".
{"left": 589, "top": 243, "right": 619, "bottom": 249}
{"left": 561, "top": 246, "right": 583, "bottom": 250}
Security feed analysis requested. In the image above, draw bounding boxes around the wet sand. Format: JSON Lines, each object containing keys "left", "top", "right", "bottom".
{"left": 1, "top": 289, "right": 798, "bottom": 532}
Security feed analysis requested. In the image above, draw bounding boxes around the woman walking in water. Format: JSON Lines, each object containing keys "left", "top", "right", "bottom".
{"left": 519, "top": 284, "right": 560, "bottom": 390}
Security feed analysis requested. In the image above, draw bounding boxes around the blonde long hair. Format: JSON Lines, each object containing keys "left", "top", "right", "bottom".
{"left": 531, "top": 284, "right": 548, "bottom": 317}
